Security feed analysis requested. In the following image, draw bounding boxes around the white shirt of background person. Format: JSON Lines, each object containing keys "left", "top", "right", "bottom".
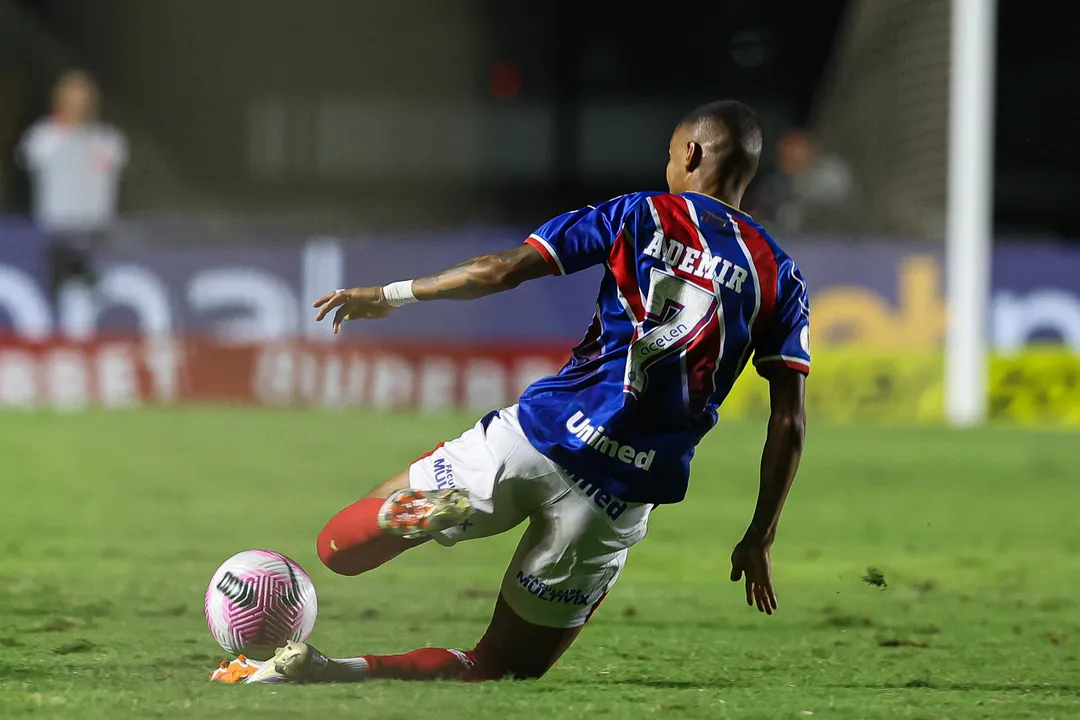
{"left": 16, "top": 70, "right": 127, "bottom": 235}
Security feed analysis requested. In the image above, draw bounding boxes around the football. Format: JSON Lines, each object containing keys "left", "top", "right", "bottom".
{"left": 204, "top": 550, "right": 318, "bottom": 660}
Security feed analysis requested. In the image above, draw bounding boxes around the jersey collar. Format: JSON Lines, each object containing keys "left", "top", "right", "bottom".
{"left": 682, "top": 191, "right": 754, "bottom": 220}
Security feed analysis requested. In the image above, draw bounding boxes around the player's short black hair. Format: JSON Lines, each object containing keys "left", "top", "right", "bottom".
{"left": 679, "top": 100, "right": 763, "bottom": 184}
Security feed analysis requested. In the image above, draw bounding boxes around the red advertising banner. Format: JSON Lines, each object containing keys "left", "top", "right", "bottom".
{"left": 0, "top": 336, "right": 570, "bottom": 411}
{"left": 4, "top": 336, "right": 1078, "bottom": 426}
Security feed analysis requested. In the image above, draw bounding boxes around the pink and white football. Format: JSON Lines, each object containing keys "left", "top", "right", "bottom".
{"left": 204, "top": 550, "right": 318, "bottom": 660}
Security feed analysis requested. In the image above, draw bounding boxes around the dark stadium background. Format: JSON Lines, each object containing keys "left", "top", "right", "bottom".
{"left": 2, "top": 0, "right": 1078, "bottom": 236}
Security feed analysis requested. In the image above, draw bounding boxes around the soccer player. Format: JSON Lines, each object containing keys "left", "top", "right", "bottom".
{"left": 217, "top": 100, "right": 810, "bottom": 684}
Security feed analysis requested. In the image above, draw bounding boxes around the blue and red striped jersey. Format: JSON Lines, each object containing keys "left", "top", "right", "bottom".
{"left": 517, "top": 191, "right": 810, "bottom": 505}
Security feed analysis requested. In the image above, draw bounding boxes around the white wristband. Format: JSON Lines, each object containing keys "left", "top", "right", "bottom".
{"left": 382, "top": 280, "right": 417, "bottom": 307}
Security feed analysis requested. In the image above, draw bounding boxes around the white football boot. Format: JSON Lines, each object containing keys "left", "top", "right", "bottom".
{"left": 377, "top": 488, "right": 474, "bottom": 539}
{"left": 244, "top": 641, "right": 349, "bottom": 683}
{"left": 210, "top": 655, "right": 268, "bottom": 683}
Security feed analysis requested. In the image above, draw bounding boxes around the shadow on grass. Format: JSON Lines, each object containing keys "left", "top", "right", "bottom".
{"left": 562, "top": 678, "right": 736, "bottom": 690}
{"left": 835, "top": 681, "right": 1080, "bottom": 695}
{"left": 564, "top": 676, "right": 1080, "bottom": 694}
{"left": 591, "top": 618, "right": 745, "bottom": 632}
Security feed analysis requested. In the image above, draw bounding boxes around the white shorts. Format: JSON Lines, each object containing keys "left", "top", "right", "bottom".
{"left": 409, "top": 405, "right": 651, "bottom": 629}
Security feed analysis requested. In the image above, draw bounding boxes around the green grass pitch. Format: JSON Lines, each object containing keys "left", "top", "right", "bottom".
{"left": 1, "top": 409, "right": 1078, "bottom": 719}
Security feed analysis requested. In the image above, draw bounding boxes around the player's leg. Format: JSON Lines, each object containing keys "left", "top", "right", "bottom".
{"left": 243, "top": 466, "right": 649, "bottom": 685}
{"left": 368, "top": 593, "right": 585, "bottom": 680}
{"left": 246, "top": 593, "right": 584, "bottom": 683}
{"left": 315, "top": 469, "right": 417, "bottom": 576}
{"left": 468, "top": 594, "right": 585, "bottom": 679}
{"left": 316, "top": 410, "right": 533, "bottom": 577}
{"left": 356, "top": 498, "right": 631, "bottom": 683}
{"left": 237, "top": 548, "right": 626, "bottom": 686}
{"left": 315, "top": 475, "right": 480, "bottom": 576}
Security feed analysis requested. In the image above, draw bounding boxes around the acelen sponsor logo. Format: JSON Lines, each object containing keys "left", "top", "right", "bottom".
{"left": 639, "top": 322, "right": 690, "bottom": 357}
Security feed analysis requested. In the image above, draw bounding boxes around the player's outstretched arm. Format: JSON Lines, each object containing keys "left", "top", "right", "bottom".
{"left": 729, "top": 367, "right": 806, "bottom": 614}
{"left": 411, "top": 244, "right": 553, "bottom": 300}
{"left": 313, "top": 244, "right": 553, "bottom": 333}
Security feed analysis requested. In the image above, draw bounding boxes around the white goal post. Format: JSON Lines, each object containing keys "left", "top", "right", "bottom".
{"left": 945, "top": 0, "right": 998, "bottom": 427}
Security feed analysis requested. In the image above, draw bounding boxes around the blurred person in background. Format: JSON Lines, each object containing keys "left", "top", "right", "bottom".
{"left": 756, "top": 128, "right": 852, "bottom": 234}
{"left": 15, "top": 69, "right": 127, "bottom": 300}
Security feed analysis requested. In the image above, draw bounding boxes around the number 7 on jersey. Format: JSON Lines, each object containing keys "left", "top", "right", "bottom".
{"left": 624, "top": 268, "right": 720, "bottom": 396}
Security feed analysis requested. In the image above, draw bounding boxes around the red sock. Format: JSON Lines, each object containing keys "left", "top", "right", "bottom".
{"left": 316, "top": 498, "right": 416, "bottom": 576}
{"left": 362, "top": 648, "right": 482, "bottom": 681}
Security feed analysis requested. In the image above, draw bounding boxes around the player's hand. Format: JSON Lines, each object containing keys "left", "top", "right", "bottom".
{"left": 730, "top": 539, "right": 777, "bottom": 615}
{"left": 313, "top": 287, "right": 396, "bottom": 334}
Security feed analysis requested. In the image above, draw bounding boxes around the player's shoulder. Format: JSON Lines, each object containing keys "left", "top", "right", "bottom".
{"left": 743, "top": 218, "right": 803, "bottom": 269}
{"left": 741, "top": 221, "right": 808, "bottom": 300}
{"left": 572, "top": 191, "right": 668, "bottom": 229}
{"left": 591, "top": 190, "right": 665, "bottom": 213}
{"left": 608, "top": 190, "right": 665, "bottom": 203}
{"left": 768, "top": 240, "right": 808, "bottom": 303}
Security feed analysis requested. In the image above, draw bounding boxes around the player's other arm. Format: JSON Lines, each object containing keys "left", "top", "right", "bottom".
{"left": 313, "top": 245, "right": 553, "bottom": 333}
{"left": 729, "top": 257, "right": 809, "bottom": 614}
{"left": 729, "top": 366, "right": 806, "bottom": 615}
{"left": 748, "top": 367, "right": 806, "bottom": 546}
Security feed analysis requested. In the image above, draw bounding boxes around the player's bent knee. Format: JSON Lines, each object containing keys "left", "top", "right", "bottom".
{"left": 316, "top": 524, "right": 363, "bottom": 576}
{"left": 316, "top": 521, "right": 398, "bottom": 577}
{"left": 317, "top": 497, "right": 421, "bottom": 576}
{"left": 315, "top": 498, "right": 385, "bottom": 576}
{"left": 467, "top": 595, "right": 584, "bottom": 681}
